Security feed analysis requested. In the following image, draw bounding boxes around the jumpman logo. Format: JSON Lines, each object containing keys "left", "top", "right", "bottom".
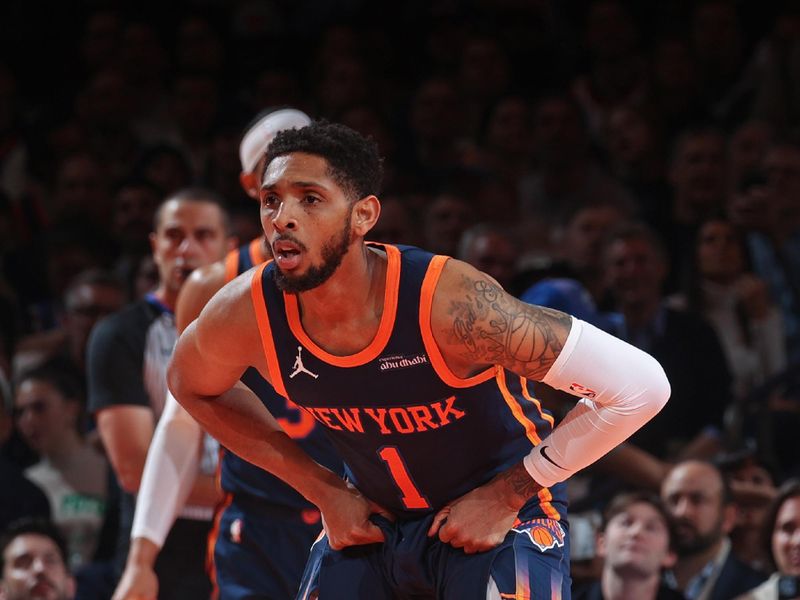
{"left": 290, "top": 346, "right": 318, "bottom": 379}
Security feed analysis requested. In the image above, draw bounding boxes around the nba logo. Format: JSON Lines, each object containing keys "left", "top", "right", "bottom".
{"left": 230, "top": 518, "right": 243, "bottom": 544}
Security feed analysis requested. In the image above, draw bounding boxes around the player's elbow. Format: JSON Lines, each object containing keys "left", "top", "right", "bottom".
{"left": 166, "top": 356, "right": 189, "bottom": 409}
{"left": 641, "top": 354, "right": 671, "bottom": 418}
{"left": 115, "top": 463, "right": 144, "bottom": 494}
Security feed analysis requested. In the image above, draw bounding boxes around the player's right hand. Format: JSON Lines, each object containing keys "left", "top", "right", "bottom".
{"left": 320, "top": 481, "right": 393, "bottom": 550}
{"left": 111, "top": 563, "right": 159, "bottom": 600}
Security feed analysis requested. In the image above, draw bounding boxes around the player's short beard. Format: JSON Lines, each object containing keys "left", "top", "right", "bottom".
{"left": 273, "top": 210, "right": 352, "bottom": 293}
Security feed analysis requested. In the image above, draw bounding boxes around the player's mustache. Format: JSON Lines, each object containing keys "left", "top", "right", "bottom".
{"left": 274, "top": 234, "right": 308, "bottom": 252}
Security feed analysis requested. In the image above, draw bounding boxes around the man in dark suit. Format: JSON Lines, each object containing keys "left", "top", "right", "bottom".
{"left": 661, "top": 460, "right": 766, "bottom": 600}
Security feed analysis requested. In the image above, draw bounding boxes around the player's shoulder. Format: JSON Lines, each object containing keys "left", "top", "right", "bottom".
{"left": 196, "top": 266, "right": 258, "bottom": 331}
{"left": 434, "top": 256, "right": 497, "bottom": 297}
{"left": 180, "top": 262, "right": 228, "bottom": 304}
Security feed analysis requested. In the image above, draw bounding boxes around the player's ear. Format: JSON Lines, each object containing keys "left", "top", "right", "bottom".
{"left": 352, "top": 195, "right": 381, "bottom": 238}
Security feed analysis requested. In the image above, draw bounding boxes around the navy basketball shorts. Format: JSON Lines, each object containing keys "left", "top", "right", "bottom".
{"left": 211, "top": 498, "right": 324, "bottom": 600}
{"left": 295, "top": 513, "right": 571, "bottom": 600}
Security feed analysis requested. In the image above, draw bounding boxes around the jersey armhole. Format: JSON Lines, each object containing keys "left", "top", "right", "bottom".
{"left": 249, "top": 263, "right": 288, "bottom": 398}
{"left": 419, "top": 255, "right": 496, "bottom": 388}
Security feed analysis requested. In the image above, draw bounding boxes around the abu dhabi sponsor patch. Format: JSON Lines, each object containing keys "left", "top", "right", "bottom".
{"left": 378, "top": 353, "right": 429, "bottom": 372}
{"left": 513, "top": 518, "right": 565, "bottom": 552}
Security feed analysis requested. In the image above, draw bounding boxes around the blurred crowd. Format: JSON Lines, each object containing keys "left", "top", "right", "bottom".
{"left": 1, "top": 1, "right": 800, "bottom": 599}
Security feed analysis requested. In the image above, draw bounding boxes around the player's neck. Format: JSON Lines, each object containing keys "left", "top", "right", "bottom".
{"left": 298, "top": 244, "right": 384, "bottom": 324}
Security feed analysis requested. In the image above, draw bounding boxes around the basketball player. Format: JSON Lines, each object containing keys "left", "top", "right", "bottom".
{"left": 169, "top": 121, "right": 671, "bottom": 599}
{"left": 112, "top": 109, "right": 342, "bottom": 600}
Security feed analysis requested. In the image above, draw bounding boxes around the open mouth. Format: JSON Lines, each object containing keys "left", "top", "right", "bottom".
{"left": 273, "top": 239, "right": 303, "bottom": 270}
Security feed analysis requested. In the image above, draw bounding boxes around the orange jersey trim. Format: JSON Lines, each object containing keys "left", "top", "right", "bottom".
{"left": 497, "top": 369, "right": 561, "bottom": 521}
{"left": 537, "top": 486, "right": 561, "bottom": 520}
{"left": 283, "top": 244, "right": 401, "bottom": 367}
{"left": 250, "top": 263, "right": 288, "bottom": 398}
{"left": 520, "top": 378, "right": 555, "bottom": 427}
{"left": 206, "top": 490, "right": 234, "bottom": 600}
{"left": 497, "top": 369, "right": 541, "bottom": 445}
{"left": 419, "top": 255, "right": 495, "bottom": 388}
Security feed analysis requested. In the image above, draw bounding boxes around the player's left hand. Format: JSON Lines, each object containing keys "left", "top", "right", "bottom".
{"left": 427, "top": 461, "right": 541, "bottom": 554}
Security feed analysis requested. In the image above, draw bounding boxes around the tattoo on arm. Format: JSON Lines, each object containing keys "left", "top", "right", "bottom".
{"left": 501, "top": 461, "right": 543, "bottom": 504}
{"left": 447, "top": 275, "right": 572, "bottom": 379}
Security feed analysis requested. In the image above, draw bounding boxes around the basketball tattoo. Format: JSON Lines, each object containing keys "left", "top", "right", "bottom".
{"left": 448, "top": 274, "right": 571, "bottom": 380}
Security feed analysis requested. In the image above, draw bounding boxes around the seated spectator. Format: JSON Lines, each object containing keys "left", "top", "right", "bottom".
{"left": 519, "top": 92, "right": 634, "bottom": 233}
{"left": 716, "top": 448, "right": 778, "bottom": 572}
{"left": 604, "top": 222, "right": 733, "bottom": 459}
{"left": 736, "top": 479, "right": 800, "bottom": 599}
{"left": 0, "top": 517, "right": 75, "bottom": 600}
{"left": 369, "top": 195, "right": 420, "bottom": 247}
{"left": 0, "top": 387, "right": 49, "bottom": 532}
{"left": 574, "top": 491, "right": 684, "bottom": 600}
{"left": 12, "top": 270, "right": 125, "bottom": 378}
{"left": 14, "top": 360, "right": 107, "bottom": 569}
{"left": 421, "top": 191, "right": 474, "bottom": 256}
{"left": 661, "top": 460, "right": 767, "bottom": 600}
{"left": 669, "top": 217, "right": 786, "bottom": 406}
{"left": 520, "top": 203, "right": 626, "bottom": 333}
{"left": 457, "top": 223, "right": 518, "bottom": 293}
{"left": 743, "top": 365, "right": 800, "bottom": 483}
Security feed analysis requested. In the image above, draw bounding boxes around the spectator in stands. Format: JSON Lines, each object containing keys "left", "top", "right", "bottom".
{"left": 737, "top": 478, "right": 800, "bottom": 600}
{"left": 574, "top": 491, "right": 684, "bottom": 600}
{"left": 661, "top": 460, "right": 766, "bottom": 600}
{"left": 669, "top": 217, "right": 785, "bottom": 406}
{"left": 0, "top": 517, "right": 75, "bottom": 600}
{"left": 14, "top": 360, "right": 107, "bottom": 569}
{"left": 604, "top": 222, "right": 732, "bottom": 459}
{"left": 457, "top": 223, "right": 518, "bottom": 293}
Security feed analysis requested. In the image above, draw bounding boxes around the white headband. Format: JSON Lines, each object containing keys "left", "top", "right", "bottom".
{"left": 239, "top": 108, "right": 312, "bottom": 174}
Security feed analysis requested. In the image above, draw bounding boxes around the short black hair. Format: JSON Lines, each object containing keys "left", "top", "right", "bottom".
{"left": 153, "top": 187, "right": 231, "bottom": 234}
{"left": 263, "top": 120, "right": 383, "bottom": 202}
{"left": 0, "top": 517, "right": 69, "bottom": 573}
{"left": 14, "top": 357, "right": 85, "bottom": 404}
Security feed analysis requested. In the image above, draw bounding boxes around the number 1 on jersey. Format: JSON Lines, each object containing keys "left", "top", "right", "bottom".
{"left": 377, "top": 446, "right": 430, "bottom": 510}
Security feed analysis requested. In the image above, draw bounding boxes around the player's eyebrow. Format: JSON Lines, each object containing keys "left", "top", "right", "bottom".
{"left": 261, "top": 180, "right": 329, "bottom": 191}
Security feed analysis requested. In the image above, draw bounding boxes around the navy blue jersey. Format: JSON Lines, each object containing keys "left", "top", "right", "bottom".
{"left": 252, "top": 243, "right": 566, "bottom": 521}
{"left": 217, "top": 240, "right": 342, "bottom": 507}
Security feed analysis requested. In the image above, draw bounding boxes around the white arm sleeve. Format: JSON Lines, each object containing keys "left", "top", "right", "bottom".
{"left": 130, "top": 391, "right": 204, "bottom": 547}
{"left": 524, "top": 318, "right": 671, "bottom": 488}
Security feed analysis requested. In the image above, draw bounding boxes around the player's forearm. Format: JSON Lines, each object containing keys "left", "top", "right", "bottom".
{"left": 495, "top": 461, "right": 544, "bottom": 510}
{"left": 131, "top": 395, "right": 203, "bottom": 546}
{"left": 174, "top": 383, "right": 346, "bottom": 505}
{"left": 524, "top": 318, "right": 671, "bottom": 487}
{"left": 126, "top": 537, "right": 160, "bottom": 568}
